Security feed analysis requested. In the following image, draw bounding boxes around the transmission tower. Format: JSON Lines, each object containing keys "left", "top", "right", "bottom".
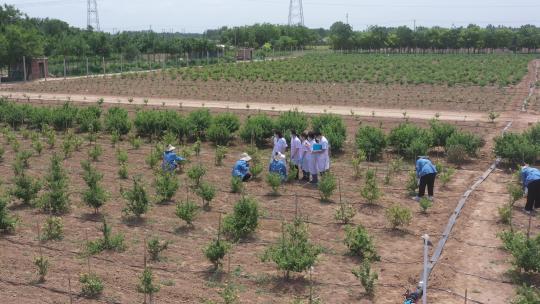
{"left": 87, "top": 0, "right": 100, "bottom": 31}
{"left": 288, "top": 0, "right": 304, "bottom": 26}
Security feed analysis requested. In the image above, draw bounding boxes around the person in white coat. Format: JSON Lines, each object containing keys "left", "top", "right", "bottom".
{"left": 272, "top": 130, "right": 288, "bottom": 162}
{"left": 290, "top": 130, "right": 302, "bottom": 180}
{"left": 314, "top": 131, "right": 330, "bottom": 174}
{"left": 307, "top": 132, "right": 320, "bottom": 184}
{"left": 300, "top": 132, "right": 311, "bottom": 182}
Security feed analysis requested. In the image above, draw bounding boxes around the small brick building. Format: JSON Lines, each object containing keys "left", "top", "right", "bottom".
{"left": 29, "top": 57, "right": 49, "bottom": 80}
{"left": 236, "top": 48, "right": 254, "bottom": 61}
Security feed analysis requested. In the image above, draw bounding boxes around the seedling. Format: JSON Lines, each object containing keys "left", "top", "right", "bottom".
{"left": 147, "top": 236, "right": 170, "bottom": 261}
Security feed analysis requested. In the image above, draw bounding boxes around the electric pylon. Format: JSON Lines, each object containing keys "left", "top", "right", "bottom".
{"left": 87, "top": 0, "right": 100, "bottom": 31}
{"left": 288, "top": 0, "right": 304, "bottom": 26}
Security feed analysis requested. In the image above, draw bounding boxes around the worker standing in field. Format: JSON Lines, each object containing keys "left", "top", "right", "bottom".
{"left": 314, "top": 131, "right": 330, "bottom": 175}
{"left": 299, "top": 132, "right": 311, "bottom": 182}
{"left": 272, "top": 130, "right": 288, "bottom": 162}
{"left": 413, "top": 156, "right": 437, "bottom": 201}
{"left": 290, "top": 130, "right": 302, "bottom": 180}
{"left": 307, "top": 132, "right": 320, "bottom": 184}
{"left": 521, "top": 164, "right": 540, "bottom": 214}
{"left": 162, "top": 144, "right": 185, "bottom": 172}
{"left": 232, "top": 153, "right": 253, "bottom": 182}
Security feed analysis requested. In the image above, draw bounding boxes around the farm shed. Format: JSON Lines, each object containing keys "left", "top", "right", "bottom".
{"left": 3, "top": 57, "right": 49, "bottom": 82}
{"left": 236, "top": 48, "right": 254, "bottom": 61}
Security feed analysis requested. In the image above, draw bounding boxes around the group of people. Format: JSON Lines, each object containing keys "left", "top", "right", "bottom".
{"left": 163, "top": 135, "right": 540, "bottom": 215}
{"left": 232, "top": 130, "right": 331, "bottom": 185}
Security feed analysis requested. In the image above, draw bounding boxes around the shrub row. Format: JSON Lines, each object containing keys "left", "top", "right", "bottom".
{"left": 494, "top": 123, "right": 540, "bottom": 164}
{"left": 355, "top": 120, "right": 484, "bottom": 161}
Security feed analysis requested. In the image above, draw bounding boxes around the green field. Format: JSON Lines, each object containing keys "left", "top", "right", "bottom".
{"left": 173, "top": 53, "right": 535, "bottom": 86}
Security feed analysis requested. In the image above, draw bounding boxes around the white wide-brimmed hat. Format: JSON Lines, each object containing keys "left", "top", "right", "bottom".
{"left": 240, "top": 153, "right": 252, "bottom": 162}
{"left": 274, "top": 152, "right": 286, "bottom": 161}
{"left": 166, "top": 144, "right": 176, "bottom": 152}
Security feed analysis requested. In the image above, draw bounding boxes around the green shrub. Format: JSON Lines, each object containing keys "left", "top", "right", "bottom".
{"left": 499, "top": 230, "right": 540, "bottom": 273}
{"left": 250, "top": 162, "right": 263, "bottom": 179}
{"left": 213, "top": 112, "right": 241, "bottom": 133}
{"left": 344, "top": 225, "right": 379, "bottom": 261}
{"left": 352, "top": 260, "right": 378, "bottom": 298}
{"left": 215, "top": 146, "right": 228, "bottom": 166}
{"left": 32, "top": 139, "right": 43, "bottom": 155}
{"left": 311, "top": 114, "right": 347, "bottom": 152}
{"left": 104, "top": 107, "right": 131, "bottom": 135}
{"left": 223, "top": 196, "right": 260, "bottom": 241}
{"left": 318, "top": 173, "right": 337, "bottom": 201}
{"left": 187, "top": 164, "right": 206, "bottom": 187}
{"left": 188, "top": 109, "right": 212, "bottom": 138}
{"left": 405, "top": 137, "right": 431, "bottom": 159}
{"left": 40, "top": 154, "right": 70, "bottom": 214}
{"left": 361, "top": 169, "right": 381, "bottom": 204}
{"left": 118, "top": 164, "right": 128, "bottom": 179}
{"left": 81, "top": 161, "right": 108, "bottom": 213}
{"left": 240, "top": 114, "right": 275, "bottom": 147}
{"left": 446, "top": 131, "right": 483, "bottom": 157}
{"left": 231, "top": 176, "right": 244, "bottom": 193}
{"left": 446, "top": 144, "right": 468, "bottom": 164}
{"left": 351, "top": 150, "right": 367, "bottom": 179}
{"left": 137, "top": 267, "right": 160, "bottom": 299}
{"left": 512, "top": 284, "right": 540, "bottom": 304}
{"left": 34, "top": 256, "right": 49, "bottom": 282}
{"left": 0, "top": 195, "right": 18, "bottom": 233}
{"left": 262, "top": 218, "right": 321, "bottom": 279}
{"left": 355, "top": 126, "right": 387, "bottom": 160}
{"left": 385, "top": 205, "right": 412, "bottom": 230}
{"left": 145, "top": 147, "right": 161, "bottom": 169}
{"left": 495, "top": 133, "right": 538, "bottom": 164}
{"left": 76, "top": 106, "right": 102, "bottom": 133}
{"left": 122, "top": 177, "right": 151, "bottom": 218}
{"left": 204, "top": 238, "right": 231, "bottom": 270}
{"left": 266, "top": 172, "right": 282, "bottom": 195}
{"left": 79, "top": 273, "right": 104, "bottom": 298}
{"left": 419, "top": 197, "right": 433, "bottom": 213}
{"left": 41, "top": 216, "right": 63, "bottom": 241}
{"left": 406, "top": 170, "right": 418, "bottom": 196}
{"left": 0, "top": 146, "right": 5, "bottom": 161}
{"left": 335, "top": 199, "right": 356, "bottom": 224}
{"left": 147, "top": 236, "right": 170, "bottom": 261}
{"left": 196, "top": 181, "right": 216, "bottom": 209}
{"left": 85, "top": 218, "right": 126, "bottom": 255}
{"left": 207, "top": 123, "right": 232, "bottom": 146}
{"left": 498, "top": 204, "right": 512, "bottom": 225}
{"left": 439, "top": 166, "right": 455, "bottom": 188}
{"left": 429, "top": 119, "right": 456, "bottom": 147}
{"left": 525, "top": 123, "right": 540, "bottom": 146}
{"left": 116, "top": 149, "right": 128, "bottom": 164}
{"left": 15, "top": 150, "right": 33, "bottom": 168}
{"left": 388, "top": 123, "right": 432, "bottom": 158}
{"left": 192, "top": 139, "right": 202, "bottom": 156}
{"left": 88, "top": 144, "right": 103, "bottom": 162}
{"left": 276, "top": 110, "right": 309, "bottom": 141}
{"left": 154, "top": 171, "right": 180, "bottom": 203}
{"left": 51, "top": 103, "right": 78, "bottom": 131}
{"left": 508, "top": 183, "right": 524, "bottom": 205}
{"left": 175, "top": 200, "right": 199, "bottom": 226}
{"left": 11, "top": 171, "right": 41, "bottom": 206}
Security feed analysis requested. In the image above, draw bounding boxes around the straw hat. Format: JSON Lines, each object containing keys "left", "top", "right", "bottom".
{"left": 274, "top": 152, "right": 286, "bottom": 161}
{"left": 166, "top": 144, "right": 176, "bottom": 152}
{"left": 240, "top": 153, "right": 252, "bottom": 162}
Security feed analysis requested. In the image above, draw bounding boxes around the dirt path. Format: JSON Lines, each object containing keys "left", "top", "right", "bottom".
{"left": 429, "top": 59, "right": 540, "bottom": 303}
{"left": 0, "top": 90, "right": 528, "bottom": 123}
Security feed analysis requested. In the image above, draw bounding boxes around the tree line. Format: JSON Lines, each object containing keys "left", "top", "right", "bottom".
{"left": 329, "top": 22, "right": 540, "bottom": 53}
{"left": 2, "top": 4, "right": 540, "bottom": 70}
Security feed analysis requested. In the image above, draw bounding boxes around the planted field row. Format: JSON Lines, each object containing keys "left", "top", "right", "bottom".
{"left": 169, "top": 53, "right": 535, "bottom": 86}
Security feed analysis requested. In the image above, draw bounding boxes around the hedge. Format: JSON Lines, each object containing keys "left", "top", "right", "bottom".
{"left": 355, "top": 125, "right": 386, "bottom": 161}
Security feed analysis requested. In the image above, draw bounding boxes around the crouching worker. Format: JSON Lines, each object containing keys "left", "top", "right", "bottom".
{"left": 162, "top": 144, "right": 185, "bottom": 172}
{"left": 269, "top": 152, "right": 287, "bottom": 182}
{"left": 232, "top": 153, "right": 252, "bottom": 182}
{"left": 413, "top": 156, "right": 437, "bottom": 201}
{"left": 521, "top": 164, "right": 540, "bottom": 214}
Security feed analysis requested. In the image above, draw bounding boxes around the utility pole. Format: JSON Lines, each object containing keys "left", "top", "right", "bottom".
{"left": 346, "top": 13, "right": 349, "bottom": 25}
{"left": 288, "top": 0, "right": 304, "bottom": 26}
{"left": 413, "top": 19, "right": 416, "bottom": 32}
{"left": 87, "top": 0, "right": 100, "bottom": 31}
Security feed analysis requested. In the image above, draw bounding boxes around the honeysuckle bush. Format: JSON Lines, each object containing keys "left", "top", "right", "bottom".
{"left": 240, "top": 113, "right": 275, "bottom": 147}
{"left": 39, "top": 153, "right": 70, "bottom": 214}
{"left": 311, "top": 114, "right": 346, "bottom": 152}
{"left": 495, "top": 132, "right": 539, "bottom": 165}
{"left": 355, "top": 125, "right": 386, "bottom": 161}
{"left": 275, "top": 110, "right": 309, "bottom": 141}
{"left": 104, "top": 107, "right": 131, "bottom": 135}
{"left": 388, "top": 123, "right": 433, "bottom": 159}
{"left": 223, "top": 196, "right": 260, "bottom": 242}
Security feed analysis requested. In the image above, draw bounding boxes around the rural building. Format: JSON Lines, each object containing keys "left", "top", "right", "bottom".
{"left": 236, "top": 48, "right": 254, "bottom": 61}
{"left": 3, "top": 57, "right": 49, "bottom": 82}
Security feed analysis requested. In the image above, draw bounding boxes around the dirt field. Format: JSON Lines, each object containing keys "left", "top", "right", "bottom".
{"left": 2, "top": 75, "right": 518, "bottom": 112}
{"left": 0, "top": 59, "right": 538, "bottom": 304}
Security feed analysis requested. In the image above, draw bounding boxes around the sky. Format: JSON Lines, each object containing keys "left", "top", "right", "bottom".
{"left": 4, "top": 0, "right": 540, "bottom": 33}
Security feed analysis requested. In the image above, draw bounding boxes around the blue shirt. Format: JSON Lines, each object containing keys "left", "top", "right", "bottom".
{"left": 162, "top": 151, "right": 185, "bottom": 171}
{"left": 269, "top": 159, "right": 287, "bottom": 181}
{"left": 232, "top": 160, "right": 250, "bottom": 179}
{"left": 521, "top": 167, "right": 540, "bottom": 189}
{"left": 416, "top": 158, "right": 437, "bottom": 178}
